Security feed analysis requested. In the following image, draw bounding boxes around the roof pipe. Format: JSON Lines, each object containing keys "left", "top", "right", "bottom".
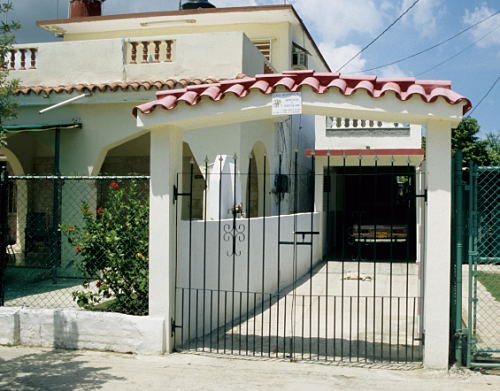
{"left": 39, "top": 93, "right": 90, "bottom": 114}
{"left": 69, "top": 0, "right": 106, "bottom": 18}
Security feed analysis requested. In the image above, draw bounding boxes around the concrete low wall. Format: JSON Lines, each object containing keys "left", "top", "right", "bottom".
{"left": 0, "top": 307, "right": 165, "bottom": 355}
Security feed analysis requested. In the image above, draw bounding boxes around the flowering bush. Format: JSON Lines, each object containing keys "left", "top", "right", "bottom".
{"left": 62, "top": 180, "right": 149, "bottom": 315}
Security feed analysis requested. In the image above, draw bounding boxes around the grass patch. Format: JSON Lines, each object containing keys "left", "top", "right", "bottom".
{"left": 89, "top": 299, "right": 117, "bottom": 312}
{"left": 478, "top": 271, "right": 500, "bottom": 302}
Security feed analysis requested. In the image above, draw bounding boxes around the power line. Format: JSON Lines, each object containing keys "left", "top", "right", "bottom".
{"left": 468, "top": 76, "right": 500, "bottom": 117}
{"left": 362, "top": 10, "right": 500, "bottom": 73}
{"left": 335, "top": 0, "right": 420, "bottom": 72}
{"left": 417, "top": 24, "right": 500, "bottom": 77}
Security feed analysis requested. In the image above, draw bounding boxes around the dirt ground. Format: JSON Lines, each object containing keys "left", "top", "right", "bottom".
{"left": 0, "top": 346, "right": 499, "bottom": 391}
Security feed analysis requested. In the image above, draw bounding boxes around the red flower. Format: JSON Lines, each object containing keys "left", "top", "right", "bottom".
{"left": 97, "top": 207, "right": 103, "bottom": 214}
{"left": 96, "top": 281, "right": 102, "bottom": 288}
{"left": 110, "top": 182, "right": 119, "bottom": 190}
{"left": 75, "top": 246, "right": 81, "bottom": 253}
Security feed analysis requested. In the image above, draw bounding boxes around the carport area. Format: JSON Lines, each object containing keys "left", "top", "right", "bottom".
{"left": 134, "top": 70, "right": 471, "bottom": 369}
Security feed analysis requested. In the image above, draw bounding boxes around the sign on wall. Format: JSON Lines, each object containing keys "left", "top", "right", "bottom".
{"left": 272, "top": 92, "right": 302, "bottom": 115}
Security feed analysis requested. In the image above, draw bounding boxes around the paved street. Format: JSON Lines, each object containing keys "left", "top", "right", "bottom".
{"left": 0, "top": 346, "right": 499, "bottom": 391}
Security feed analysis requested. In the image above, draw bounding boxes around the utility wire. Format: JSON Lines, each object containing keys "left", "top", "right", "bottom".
{"left": 335, "top": 0, "right": 420, "bottom": 72}
{"left": 417, "top": 24, "right": 500, "bottom": 77}
{"left": 362, "top": 10, "right": 500, "bottom": 73}
{"left": 468, "top": 76, "right": 500, "bottom": 117}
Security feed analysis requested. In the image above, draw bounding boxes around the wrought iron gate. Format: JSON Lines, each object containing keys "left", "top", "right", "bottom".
{"left": 173, "top": 153, "right": 423, "bottom": 364}
{"left": 453, "top": 155, "right": 500, "bottom": 367}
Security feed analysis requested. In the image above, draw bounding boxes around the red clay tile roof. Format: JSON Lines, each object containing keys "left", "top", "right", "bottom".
{"left": 133, "top": 70, "right": 472, "bottom": 117}
{"left": 14, "top": 78, "right": 224, "bottom": 96}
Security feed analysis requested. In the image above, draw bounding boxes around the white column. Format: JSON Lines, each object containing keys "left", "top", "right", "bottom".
{"left": 149, "top": 127, "right": 182, "bottom": 353}
{"left": 423, "top": 120, "right": 452, "bottom": 369}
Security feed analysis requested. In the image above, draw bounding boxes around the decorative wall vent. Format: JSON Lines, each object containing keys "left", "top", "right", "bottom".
{"left": 326, "top": 117, "right": 411, "bottom": 135}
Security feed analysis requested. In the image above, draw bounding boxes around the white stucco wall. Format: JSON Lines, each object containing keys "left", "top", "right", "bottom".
{"left": 10, "top": 32, "right": 263, "bottom": 87}
{"left": 175, "top": 212, "right": 322, "bottom": 345}
{"left": 0, "top": 308, "right": 165, "bottom": 355}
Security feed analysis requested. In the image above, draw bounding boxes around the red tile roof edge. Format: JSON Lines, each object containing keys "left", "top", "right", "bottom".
{"left": 14, "top": 77, "right": 229, "bottom": 96}
{"left": 133, "top": 70, "right": 472, "bottom": 117}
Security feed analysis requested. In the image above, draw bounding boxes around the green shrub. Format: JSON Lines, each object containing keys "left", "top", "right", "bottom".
{"left": 62, "top": 180, "right": 149, "bottom": 315}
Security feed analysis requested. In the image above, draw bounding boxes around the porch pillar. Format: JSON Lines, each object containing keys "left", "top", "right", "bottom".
{"left": 423, "top": 120, "right": 452, "bottom": 369}
{"left": 149, "top": 127, "right": 183, "bottom": 353}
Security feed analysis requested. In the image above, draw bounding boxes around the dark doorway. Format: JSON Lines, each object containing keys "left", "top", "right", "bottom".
{"left": 326, "top": 166, "right": 417, "bottom": 262}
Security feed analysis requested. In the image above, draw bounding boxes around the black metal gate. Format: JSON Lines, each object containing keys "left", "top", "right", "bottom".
{"left": 173, "top": 153, "right": 423, "bottom": 364}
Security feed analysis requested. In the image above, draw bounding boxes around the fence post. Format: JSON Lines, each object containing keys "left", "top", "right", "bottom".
{"left": 0, "top": 157, "right": 8, "bottom": 306}
{"left": 466, "top": 161, "right": 477, "bottom": 368}
{"left": 452, "top": 150, "right": 464, "bottom": 365}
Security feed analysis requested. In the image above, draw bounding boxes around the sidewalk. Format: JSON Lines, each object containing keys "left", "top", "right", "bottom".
{"left": 0, "top": 346, "right": 498, "bottom": 391}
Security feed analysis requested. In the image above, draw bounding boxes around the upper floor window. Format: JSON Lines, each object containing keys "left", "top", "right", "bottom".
{"left": 252, "top": 39, "right": 272, "bottom": 62}
{"left": 291, "top": 42, "right": 309, "bottom": 70}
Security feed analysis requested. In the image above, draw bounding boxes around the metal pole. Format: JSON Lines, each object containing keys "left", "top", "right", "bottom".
{"left": 0, "top": 158, "right": 8, "bottom": 306}
{"left": 51, "top": 128, "right": 62, "bottom": 283}
{"left": 453, "top": 151, "right": 464, "bottom": 365}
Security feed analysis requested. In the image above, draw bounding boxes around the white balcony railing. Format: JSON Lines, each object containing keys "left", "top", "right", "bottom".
{"left": 127, "top": 39, "right": 174, "bottom": 64}
{"left": 2, "top": 47, "right": 38, "bottom": 71}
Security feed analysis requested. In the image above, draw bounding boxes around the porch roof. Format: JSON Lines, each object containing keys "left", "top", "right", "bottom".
{"left": 133, "top": 70, "right": 472, "bottom": 117}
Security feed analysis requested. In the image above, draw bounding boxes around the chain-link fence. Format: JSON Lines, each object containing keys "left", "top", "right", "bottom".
{"left": 1, "top": 176, "right": 150, "bottom": 315}
{"left": 472, "top": 167, "right": 500, "bottom": 358}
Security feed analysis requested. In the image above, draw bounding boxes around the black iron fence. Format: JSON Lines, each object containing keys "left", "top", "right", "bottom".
{"left": 0, "top": 174, "right": 149, "bottom": 315}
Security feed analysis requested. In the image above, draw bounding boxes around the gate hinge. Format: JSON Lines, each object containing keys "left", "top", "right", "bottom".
{"left": 415, "top": 189, "right": 427, "bottom": 202}
{"left": 171, "top": 318, "right": 182, "bottom": 337}
{"left": 173, "top": 185, "right": 191, "bottom": 204}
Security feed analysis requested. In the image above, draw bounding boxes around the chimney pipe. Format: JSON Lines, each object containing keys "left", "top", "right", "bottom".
{"left": 181, "top": 1, "right": 216, "bottom": 10}
{"left": 69, "top": 0, "right": 105, "bottom": 18}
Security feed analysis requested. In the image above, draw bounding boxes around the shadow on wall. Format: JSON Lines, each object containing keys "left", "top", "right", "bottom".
{"left": 0, "top": 349, "right": 125, "bottom": 390}
{"left": 53, "top": 310, "right": 79, "bottom": 350}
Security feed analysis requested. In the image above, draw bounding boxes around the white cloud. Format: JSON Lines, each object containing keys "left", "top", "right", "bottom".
{"left": 212, "top": 0, "right": 259, "bottom": 7}
{"left": 292, "top": 0, "right": 384, "bottom": 42}
{"left": 401, "top": 0, "right": 445, "bottom": 37}
{"left": 378, "top": 64, "right": 411, "bottom": 78}
{"left": 463, "top": 5, "right": 500, "bottom": 48}
{"left": 318, "top": 42, "right": 367, "bottom": 74}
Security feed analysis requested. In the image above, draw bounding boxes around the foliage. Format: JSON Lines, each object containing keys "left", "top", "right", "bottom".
{"left": 62, "top": 181, "right": 149, "bottom": 315}
{"left": 452, "top": 117, "right": 499, "bottom": 166}
{"left": 0, "top": 1, "right": 20, "bottom": 147}
{"left": 483, "top": 131, "right": 500, "bottom": 166}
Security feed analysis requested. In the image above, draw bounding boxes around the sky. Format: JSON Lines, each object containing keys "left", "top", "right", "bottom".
{"left": 9, "top": 0, "right": 500, "bottom": 136}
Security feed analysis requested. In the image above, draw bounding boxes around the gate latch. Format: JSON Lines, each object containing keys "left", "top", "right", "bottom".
{"left": 171, "top": 318, "right": 182, "bottom": 337}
